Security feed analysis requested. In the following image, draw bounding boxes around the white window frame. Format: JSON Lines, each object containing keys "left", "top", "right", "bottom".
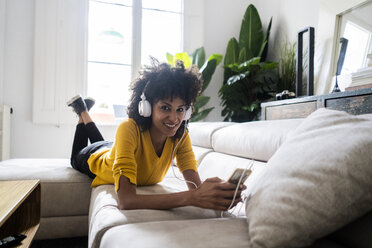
{"left": 131, "top": 0, "right": 142, "bottom": 79}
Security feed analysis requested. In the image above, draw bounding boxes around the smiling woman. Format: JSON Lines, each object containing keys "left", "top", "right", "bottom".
{"left": 66, "top": 59, "right": 245, "bottom": 211}
{"left": 126, "top": 59, "right": 200, "bottom": 139}
{"left": 150, "top": 98, "right": 188, "bottom": 156}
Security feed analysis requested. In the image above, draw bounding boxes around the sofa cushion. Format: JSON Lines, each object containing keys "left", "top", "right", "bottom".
{"left": 191, "top": 145, "right": 213, "bottom": 165}
{"left": 245, "top": 108, "right": 372, "bottom": 248}
{"left": 212, "top": 119, "right": 303, "bottom": 161}
{"left": 99, "top": 220, "right": 346, "bottom": 248}
{"left": 188, "top": 122, "right": 234, "bottom": 148}
{"left": 164, "top": 145, "right": 212, "bottom": 180}
{"left": 99, "top": 218, "right": 249, "bottom": 248}
{"left": 0, "top": 158, "right": 92, "bottom": 217}
{"left": 361, "top": 113, "right": 372, "bottom": 120}
{"left": 198, "top": 152, "right": 266, "bottom": 190}
{"left": 196, "top": 152, "right": 267, "bottom": 216}
{"left": 89, "top": 184, "right": 222, "bottom": 248}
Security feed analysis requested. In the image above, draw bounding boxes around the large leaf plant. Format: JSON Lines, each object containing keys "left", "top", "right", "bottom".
{"left": 219, "top": 4, "right": 278, "bottom": 122}
{"left": 167, "top": 47, "right": 222, "bottom": 122}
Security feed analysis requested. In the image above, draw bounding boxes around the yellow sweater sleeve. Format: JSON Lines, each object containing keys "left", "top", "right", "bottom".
{"left": 112, "top": 119, "right": 140, "bottom": 190}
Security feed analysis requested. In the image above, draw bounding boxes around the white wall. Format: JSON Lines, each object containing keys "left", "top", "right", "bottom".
{"left": 202, "top": 0, "right": 254, "bottom": 121}
{"left": 1, "top": 0, "right": 346, "bottom": 158}
{"left": 0, "top": 0, "right": 5, "bottom": 104}
{"left": 183, "top": 0, "right": 204, "bottom": 53}
{"left": 3, "top": 0, "right": 73, "bottom": 158}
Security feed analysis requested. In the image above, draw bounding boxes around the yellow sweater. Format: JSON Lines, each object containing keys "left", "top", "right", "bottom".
{"left": 88, "top": 118, "right": 197, "bottom": 191}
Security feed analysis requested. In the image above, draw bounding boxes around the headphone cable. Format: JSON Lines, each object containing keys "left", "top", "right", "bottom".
{"left": 170, "top": 120, "right": 198, "bottom": 189}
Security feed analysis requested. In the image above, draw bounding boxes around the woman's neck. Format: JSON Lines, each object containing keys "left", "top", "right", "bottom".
{"left": 149, "top": 127, "right": 167, "bottom": 157}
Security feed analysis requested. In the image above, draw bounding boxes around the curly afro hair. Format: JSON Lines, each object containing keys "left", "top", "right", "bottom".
{"left": 127, "top": 58, "right": 203, "bottom": 139}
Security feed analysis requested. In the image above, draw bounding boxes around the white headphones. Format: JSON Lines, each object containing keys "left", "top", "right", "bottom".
{"left": 138, "top": 92, "right": 192, "bottom": 120}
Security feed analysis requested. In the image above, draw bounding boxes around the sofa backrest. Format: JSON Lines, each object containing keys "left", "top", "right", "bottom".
{"left": 189, "top": 118, "right": 303, "bottom": 163}
{"left": 188, "top": 122, "right": 235, "bottom": 165}
{"left": 188, "top": 122, "right": 234, "bottom": 149}
{"left": 211, "top": 119, "right": 303, "bottom": 162}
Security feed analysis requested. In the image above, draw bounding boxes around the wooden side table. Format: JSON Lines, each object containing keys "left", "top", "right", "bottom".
{"left": 0, "top": 180, "right": 41, "bottom": 247}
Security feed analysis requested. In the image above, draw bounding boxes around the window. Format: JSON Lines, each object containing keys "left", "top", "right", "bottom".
{"left": 87, "top": 0, "right": 183, "bottom": 124}
{"left": 341, "top": 20, "right": 371, "bottom": 75}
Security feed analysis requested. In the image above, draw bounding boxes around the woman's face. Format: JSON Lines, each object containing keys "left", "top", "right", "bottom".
{"left": 150, "top": 97, "right": 186, "bottom": 140}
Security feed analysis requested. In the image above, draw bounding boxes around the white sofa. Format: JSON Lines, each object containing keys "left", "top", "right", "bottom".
{"left": 88, "top": 118, "right": 303, "bottom": 248}
{"left": 1, "top": 108, "right": 371, "bottom": 248}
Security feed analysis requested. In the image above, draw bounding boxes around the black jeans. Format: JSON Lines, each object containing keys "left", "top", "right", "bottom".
{"left": 70, "top": 122, "right": 113, "bottom": 179}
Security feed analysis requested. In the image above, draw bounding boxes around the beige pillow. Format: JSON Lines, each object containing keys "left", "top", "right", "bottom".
{"left": 245, "top": 108, "right": 372, "bottom": 248}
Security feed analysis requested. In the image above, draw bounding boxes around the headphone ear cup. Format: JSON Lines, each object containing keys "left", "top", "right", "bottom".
{"left": 138, "top": 99, "right": 152, "bottom": 117}
{"left": 184, "top": 107, "right": 192, "bottom": 120}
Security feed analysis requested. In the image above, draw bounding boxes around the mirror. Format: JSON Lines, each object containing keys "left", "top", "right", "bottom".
{"left": 338, "top": 2, "right": 372, "bottom": 74}
{"left": 316, "top": 0, "right": 368, "bottom": 94}
{"left": 334, "top": 1, "right": 372, "bottom": 90}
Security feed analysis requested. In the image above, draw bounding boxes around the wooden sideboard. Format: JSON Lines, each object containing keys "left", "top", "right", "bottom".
{"left": 0, "top": 180, "right": 41, "bottom": 247}
{"left": 261, "top": 88, "right": 372, "bottom": 120}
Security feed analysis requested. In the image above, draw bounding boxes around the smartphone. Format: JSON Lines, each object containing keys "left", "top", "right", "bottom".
{"left": 227, "top": 168, "right": 252, "bottom": 185}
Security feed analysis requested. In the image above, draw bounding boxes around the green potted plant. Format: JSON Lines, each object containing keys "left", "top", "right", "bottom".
{"left": 278, "top": 40, "right": 296, "bottom": 92}
{"left": 219, "top": 4, "right": 279, "bottom": 122}
{"left": 167, "top": 47, "right": 222, "bottom": 121}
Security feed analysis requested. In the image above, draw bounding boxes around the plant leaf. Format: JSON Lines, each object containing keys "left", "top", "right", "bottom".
{"left": 265, "top": 17, "right": 273, "bottom": 43}
{"left": 224, "top": 38, "right": 239, "bottom": 66}
{"left": 241, "top": 102, "right": 259, "bottom": 112}
{"left": 227, "top": 72, "right": 249, "bottom": 85}
{"left": 208, "top": 54, "right": 223, "bottom": 65}
{"left": 246, "top": 48, "right": 254, "bottom": 61}
{"left": 166, "top": 53, "right": 174, "bottom": 65}
{"left": 260, "top": 61, "right": 278, "bottom": 70}
{"left": 191, "top": 47, "right": 206, "bottom": 69}
{"left": 239, "top": 4, "right": 264, "bottom": 58}
{"left": 238, "top": 47, "right": 247, "bottom": 63}
{"left": 227, "top": 57, "right": 260, "bottom": 73}
{"left": 261, "top": 17, "right": 272, "bottom": 61}
{"left": 225, "top": 63, "right": 239, "bottom": 71}
{"left": 194, "top": 95, "right": 210, "bottom": 110}
{"left": 201, "top": 59, "right": 217, "bottom": 92}
{"left": 173, "top": 52, "right": 192, "bottom": 68}
{"left": 191, "top": 107, "right": 214, "bottom": 122}
{"left": 238, "top": 57, "right": 261, "bottom": 70}
{"left": 257, "top": 40, "right": 267, "bottom": 58}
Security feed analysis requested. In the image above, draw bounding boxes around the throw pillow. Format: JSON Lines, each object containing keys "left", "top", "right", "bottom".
{"left": 245, "top": 108, "right": 372, "bottom": 248}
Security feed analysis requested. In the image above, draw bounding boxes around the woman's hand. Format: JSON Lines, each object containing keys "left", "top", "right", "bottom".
{"left": 190, "top": 177, "right": 246, "bottom": 211}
